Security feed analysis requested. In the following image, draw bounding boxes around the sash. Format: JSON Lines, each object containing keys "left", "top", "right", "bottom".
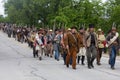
{"left": 106, "top": 32, "right": 119, "bottom": 47}
{"left": 69, "top": 32, "right": 79, "bottom": 53}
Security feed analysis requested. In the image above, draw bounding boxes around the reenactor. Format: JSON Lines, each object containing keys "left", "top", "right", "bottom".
{"left": 64, "top": 26, "right": 82, "bottom": 69}
{"left": 24, "top": 28, "right": 29, "bottom": 43}
{"left": 106, "top": 26, "right": 120, "bottom": 69}
{"left": 77, "top": 27, "right": 86, "bottom": 65}
{"left": 16, "top": 28, "right": 21, "bottom": 42}
{"left": 27, "top": 30, "right": 33, "bottom": 47}
{"left": 30, "top": 31, "right": 38, "bottom": 58}
{"left": 96, "top": 28, "right": 106, "bottom": 65}
{"left": 61, "top": 28, "right": 72, "bottom": 65}
{"left": 46, "top": 29, "right": 54, "bottom": 57}
{"left": 12, "top": 27, "right": 17, "bottom": 38}
{"left": 85, "top": 24, "right": 98, "bottom": 69}
{"left": 35, "top": 30, "right": 44, "bottom": 60}
{"left": 7, "top": 25, "right": 12, "bottom": 38}
{"left": 42, "top": 29, "right": 48, "bottom": 57}
{"left": 61, "top": 29, "right": 67, "bottom": 64}
{"left": 19, "top": 28, "right": 25, "bottom": 43}
{"left": 53, "top": 29, "right": 61, "bottom": 61}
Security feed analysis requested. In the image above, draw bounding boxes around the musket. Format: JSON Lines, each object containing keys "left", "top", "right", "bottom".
{"left": 53, "top": 21, "right": 56, "bottom": 33}
{"left": 62, "top": 23, "right": 70, "bottom": 55}
{"left": 112, "top": 22, "right": 116, "bottom": 27}
{"left": 59, "top": 22, "right": 61, "bottom": 29}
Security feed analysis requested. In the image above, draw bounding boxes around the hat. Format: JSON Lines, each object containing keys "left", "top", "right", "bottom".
{"left": 39, "top": 28, "right": 43, "bottom": 31}
{"left": 98, "top": 28, "right": 102, "bottom": 32}
{"left": 55, "top": 28, "right": 59, "bottom": 32}
{"left": 112, "top": 26, "right": 116, "bottom": 30}
{"left": 71, "top": 26, "right": 77, "bottom": 30}
{"left": 89, "top": 24, "right": 95, "bottom": 28}
{"left": 49, "top": 29, "right": 53, "bottom": 31}
{"left": 79, "top": 27, "right": 84, "bottom": 30}
{"left": 67, "top": 28, "right": 71, "bottom": 30}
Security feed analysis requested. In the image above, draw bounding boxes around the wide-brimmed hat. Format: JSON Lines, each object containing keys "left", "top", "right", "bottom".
{"left": 67, "top": 28, "right": 71, "bottom": 31}
{"left": 98, "top": 28, "right": 102, "bottom": 32}
{"left": 49, "top": 29, "right": 53, "bottom": 31}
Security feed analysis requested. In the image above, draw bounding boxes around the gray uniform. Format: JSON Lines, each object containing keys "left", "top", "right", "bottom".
{"left": 85, "top": 32, "right": 98, "bottom": 69}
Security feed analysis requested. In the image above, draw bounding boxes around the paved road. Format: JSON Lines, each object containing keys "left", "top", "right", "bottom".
{"left": 0, "top": 31, "right": 120, "bottom": 80}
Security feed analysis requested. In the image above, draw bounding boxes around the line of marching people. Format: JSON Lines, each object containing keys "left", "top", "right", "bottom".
{"left": 0, "top": 23, "right": 63, "bottom": 61}
{"left": 0, "top": 23, "right": 120, "bottom": 70}
{"left": 61, "top": 24, "right": 120, "bottom": 70}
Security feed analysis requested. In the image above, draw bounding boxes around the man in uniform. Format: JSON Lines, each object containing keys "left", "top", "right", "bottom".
{"left": 106, "top": 26, "right": 120, "bottom": 69}
{"left": 85, "top": 24, "right": 98, "bottom": 69}
{"left": 46, "top": 29, "right": 54, "bottom": 57}
{"left": 96, "top": 28, "right": 106, "bottom": 65}
{"left": 30, "top": 31, "right": 38, "bottom": 58}
{"left": 77, "top": 27, "right": 86, "bottom": 65}
{"left": 64, "top": 26, "right": 82, "bottom": 69}
{"left": 53, "top": 29, "right": 61, "bottom": 61}
{"left": 36, "top": 30, "right": 44, "bottom": 60}
{"left": 61, "top": 28, "right": 72, "bottom": 65}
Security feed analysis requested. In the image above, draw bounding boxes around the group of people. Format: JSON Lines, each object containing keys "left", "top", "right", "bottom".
{"left": 0, "top": 23, "right": 120, "bottom": 70}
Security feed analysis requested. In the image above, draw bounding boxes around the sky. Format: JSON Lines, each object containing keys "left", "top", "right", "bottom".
{"left": 0, "top": 0, "right": 107, "bottom": 16}
{"left": 0, "top": 0, "right": 4, "bottom": 16}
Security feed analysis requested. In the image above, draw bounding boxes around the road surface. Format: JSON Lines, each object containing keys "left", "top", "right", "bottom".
{"left": 0, "top": 31, "right": 120, "bottom": 80}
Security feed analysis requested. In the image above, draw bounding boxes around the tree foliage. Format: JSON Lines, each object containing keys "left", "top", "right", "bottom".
{"left": 1, "top": 0, "right": 120, "bottom": 32}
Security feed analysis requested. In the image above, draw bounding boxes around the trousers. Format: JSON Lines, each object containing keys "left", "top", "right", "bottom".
{"left": 109, "top": 46, "right": 116, "bottom": 67}
{"left": 66, "top": 49, "right": 77, "bottom": 69}
{"left": 86, "top": 45, "right": 97, "bottom": 67}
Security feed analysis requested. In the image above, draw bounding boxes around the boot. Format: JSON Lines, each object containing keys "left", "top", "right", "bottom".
{"left": 87, "top": 58, "right": 91, "bottom": 69}
{"left": 66, "top": 64, "right": 69, "bottom": 68}
{"left": 81, "top": 56, "right": 85, "bottom": 65}
{"left": 33, "top": 48, "right": 36, "bottom": 58}
{"left": 36, "top": 52, "right": 38, "bottom": 57}
{"left": 39, "top": 57, "right": 42, "bottom": 60}
{"left": 97, "top": 62, "right": 101, "bottom": 65}
{"left": 91, "top": 58, "right": 95, "bottom": 68}
{"left": 36, "top": 50, "right": 38, "bottom": 57}
{"left": 33, "top": 53, "right": 35, "bottom": 58}
{"left": 88, "top": 61, "right": 91, "bottom": 69}
{"left": 97, "top": 55, "right": 101, "bottom": 65}
{"left": 77, "top": 56, "right": 80, "bottom": 64}
{"left": 111, "top": 66, "right": 115, "bottom": 70}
